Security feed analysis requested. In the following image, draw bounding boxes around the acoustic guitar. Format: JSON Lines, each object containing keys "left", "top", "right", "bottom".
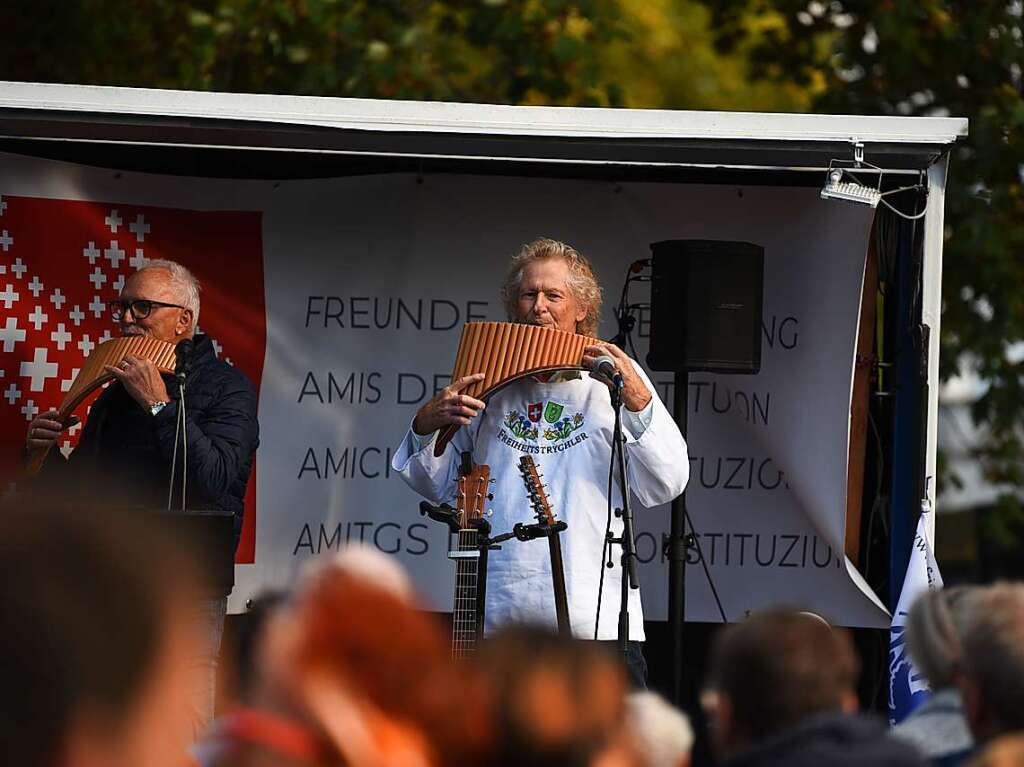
{"left": 450, "top": 460, "right": 491, "bottom": 659}
{"left": 518, "top": 455, "right": 571, "bottom": 638}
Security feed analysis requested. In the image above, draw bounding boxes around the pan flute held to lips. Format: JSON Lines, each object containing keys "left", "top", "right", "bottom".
{"left": 434, "top": 322, "right": 599, "bottom": 457}
{"left": 24, "top": 335, "right": 178, "bottom": 477}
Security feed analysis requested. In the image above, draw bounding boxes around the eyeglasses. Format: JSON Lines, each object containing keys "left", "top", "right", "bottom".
{"left": 108, "top": 298, "right": 187, "bottom": 321}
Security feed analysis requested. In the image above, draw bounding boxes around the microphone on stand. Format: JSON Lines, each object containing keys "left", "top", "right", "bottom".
{"left": 591, "top": 355, "right": 625, "bottom": 390}
{"left": 174, "top": 338, "right": 195, "bottom": 384}
{"left": 168, "top": 337, "right": 195, "bottom": 512}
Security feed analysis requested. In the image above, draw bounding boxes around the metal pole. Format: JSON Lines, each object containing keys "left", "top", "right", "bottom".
{"left": 668, "top": 371, "right": 689, "bottom": 706}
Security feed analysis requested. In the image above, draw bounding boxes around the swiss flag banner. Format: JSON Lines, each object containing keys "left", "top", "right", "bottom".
{"left": 0, "top": 194, "right": 265, "bottom": 563}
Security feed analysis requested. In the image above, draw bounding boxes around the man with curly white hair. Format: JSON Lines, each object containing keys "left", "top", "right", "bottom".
{"left": 393, "top": 238, "right": 688, "bottom": 687}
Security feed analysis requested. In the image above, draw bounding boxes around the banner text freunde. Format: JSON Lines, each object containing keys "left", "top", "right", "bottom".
{"left": 304, "top": 296, "right": 489, "bottom": 331}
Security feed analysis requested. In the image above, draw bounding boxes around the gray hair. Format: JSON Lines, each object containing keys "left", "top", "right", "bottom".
{"left": 960, "top": 582, "right": 1024, "bottom": 731}
{"left": 906, "top": 586, "right": 977, "bottom": 689}
{"left": 500, "top": 238, "right": 603, "bottom": 337}
{"left": 140, "top": 259, "right": 201, "bottom": 333}
{"left": 626, "top": 691, "right": 693, "bottom": 767}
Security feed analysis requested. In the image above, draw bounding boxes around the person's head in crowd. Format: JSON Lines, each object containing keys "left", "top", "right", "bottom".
{"left": 906, "top": 585, "right": 977, "bottom": 692}
{"left": 891, "top": 587, "right": 978, "bottom": 763}
{"left": 477, "top": 625, "right": 633, "bottom": 767}
{"left": 0, "top": 502, "right": 203, "bottom": 767}
{"left": 705, "top": 608, "right": 859, "bottom": 759}
{"left": 259, "top": 544, "right": 492, "bottom": 767}
{"left": 501, "top": 237, "right": 603, "bottom": 336}
{"left": 297, "top": 539, "right": 416, "bottom": 603}
{"left": 958, "top": 582, "right": 1024, "bottom": 743}
{"left": 625, "top": 691, "right": 693, "bottom": 767}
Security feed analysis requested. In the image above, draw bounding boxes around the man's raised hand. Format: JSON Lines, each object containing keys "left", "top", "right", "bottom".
{"left": 26, "top": 409, "right": 79, "bottom": 451}
{"left": 412, "top": 373, "right": 487, "bottom": 435}
{"left": 582, "top": 342, "right": 652, "bottom": 412}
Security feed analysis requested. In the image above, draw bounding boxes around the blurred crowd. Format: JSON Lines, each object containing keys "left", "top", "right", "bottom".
{"left": 5, "top": 503, "right": 1024, "bottom": 767}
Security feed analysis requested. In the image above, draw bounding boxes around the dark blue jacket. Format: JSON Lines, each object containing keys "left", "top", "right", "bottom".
{"left": 46, "top": 334, "right": 259, "bottom": 540}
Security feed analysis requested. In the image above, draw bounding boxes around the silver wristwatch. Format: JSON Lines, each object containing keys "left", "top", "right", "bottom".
{"left": 149, "top": 400, "right": 170, "bottom": 417}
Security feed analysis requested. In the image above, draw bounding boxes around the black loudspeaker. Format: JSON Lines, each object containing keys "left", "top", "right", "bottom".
{"left": 646, "top": 239, "right": 764, "bottom": 374}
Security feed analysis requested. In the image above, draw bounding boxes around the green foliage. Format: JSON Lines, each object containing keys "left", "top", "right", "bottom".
{"left": 1, "top": 0, "right": 629, "bottom": 106}
{"left": 2, "top": 0, "right": 815, "bottom": 110}
{"left": 699, "top": 0, "right": 1024, "bottom": 507}
{"left": 597, "top": 0, "right": 822, "bottom": 111}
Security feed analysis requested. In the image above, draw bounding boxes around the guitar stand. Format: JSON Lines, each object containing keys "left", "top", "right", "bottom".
{"left": 512, "top": 519, "right": 567, "bottom": 541}
{"left": 418, "top": 501, "right": 562, "bottom": 639}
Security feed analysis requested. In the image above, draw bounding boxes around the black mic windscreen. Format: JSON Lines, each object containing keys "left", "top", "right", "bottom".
{"left": 174, "top": 339, "right": 195, "bottom": 375}
{"left": 175, "top": 339, "right": 195, "bottom": 359}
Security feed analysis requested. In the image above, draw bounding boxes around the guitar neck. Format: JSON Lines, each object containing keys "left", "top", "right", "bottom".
{"left": 452, "top": 527, "right": 480, "bottom": 659}
{"left": 517, "top": 454, "right": 572, "bottom": 639}
{"left": 547, "top": 530, "right": 571, "bottom": 638}
{"left": 450, "top": 458, "right": 491, "bottom": 660}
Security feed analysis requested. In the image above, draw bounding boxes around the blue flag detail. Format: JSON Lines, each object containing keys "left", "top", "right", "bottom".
{"left": 888, "top": 512, "right": 943, "bottom": 725}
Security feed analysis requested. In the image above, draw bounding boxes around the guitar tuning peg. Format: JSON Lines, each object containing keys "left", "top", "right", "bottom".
{"left": 485, "top": 509, "right": 494, "bottom": 517}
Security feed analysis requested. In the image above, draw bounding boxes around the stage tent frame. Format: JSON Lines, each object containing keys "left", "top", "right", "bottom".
{"left": 0, "top": 81, "right": 967, "bottom": 609}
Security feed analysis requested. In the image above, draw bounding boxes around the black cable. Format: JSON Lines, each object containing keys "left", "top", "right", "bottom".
{"left": 862, "top": 409, "right": 887, "bottom": 581}
{"left": 594, "top": 412, "right": 618, "bottom": 639}
{"left": 166, "top": 390, "right": 183, "bottom": 511}
{"left": 179, "top": 382, "right": 188, "bottom": 511}
{"left": 626, "top": 327, "right": 641, "bottom": 362}
{"left": 597, "top": 262, "right": 643, "bottom": 637}
{"left": 682, "top": 508, "right": 728, "bottom": 622}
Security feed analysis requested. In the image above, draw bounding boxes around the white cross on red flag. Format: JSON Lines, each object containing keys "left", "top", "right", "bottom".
{"left": 0, "top": 194, "right": 265, "bottom": 563}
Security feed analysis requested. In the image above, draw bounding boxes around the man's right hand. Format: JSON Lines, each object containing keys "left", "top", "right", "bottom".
{"left": 412, "top": 373, "right": 487, "bottom": 436}
{"left": 26, "top": 409, "right": 78, "bottom": 452}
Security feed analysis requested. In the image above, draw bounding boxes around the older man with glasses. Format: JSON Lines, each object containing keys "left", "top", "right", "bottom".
{"left": 24, "top": 258, "right": 259, "bottom": 733}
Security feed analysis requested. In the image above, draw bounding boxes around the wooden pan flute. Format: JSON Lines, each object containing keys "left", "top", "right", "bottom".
{"left": 434, "top": 322, "right": 598, "bottom": 456}
{"left": 25, "top": 335, "right": 178, "bottom": 476}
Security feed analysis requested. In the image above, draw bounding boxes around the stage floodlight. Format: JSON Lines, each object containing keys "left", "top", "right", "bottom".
{"left": 820, "top": 165, "right": 882, "bottom": 207}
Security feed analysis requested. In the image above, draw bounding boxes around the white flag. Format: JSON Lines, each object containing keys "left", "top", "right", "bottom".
{"left": 888, "top": 511, "right": 943, "bottom": 724}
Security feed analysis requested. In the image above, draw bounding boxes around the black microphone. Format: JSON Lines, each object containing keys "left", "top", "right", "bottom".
{"left": 174, "top": 338, "right": 195, "bottom": 382}
{"left": 591, "top": 355, "right": 624, "bottom": 389}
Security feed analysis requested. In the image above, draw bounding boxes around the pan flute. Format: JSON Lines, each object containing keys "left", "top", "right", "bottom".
{"left": 434, "top": 322, "right": 598, "bottom": 456}
{"left": 25, "top": 335, "right": 178, "bottom": 476}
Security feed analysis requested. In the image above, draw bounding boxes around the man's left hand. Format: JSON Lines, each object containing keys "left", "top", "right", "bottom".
{"left": 582, "top": 343, "right": 652, "bottom": 412}
{"left": 104, "top": 354, "right": 171, "bottom": 411}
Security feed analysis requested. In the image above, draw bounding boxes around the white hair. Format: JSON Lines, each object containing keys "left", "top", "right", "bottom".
{"left": 296, "top": 542, "right": 415, "bottom": 605}
{"left": 139, "top": 259, "right": 201, "bottom": 332}
{"left": 626, "top": 691, "right": 694, "bottom": 767}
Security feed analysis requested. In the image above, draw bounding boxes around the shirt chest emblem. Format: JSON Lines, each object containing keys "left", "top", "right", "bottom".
{"left": 505, "top": 400, "right": 584, "bottom": 443}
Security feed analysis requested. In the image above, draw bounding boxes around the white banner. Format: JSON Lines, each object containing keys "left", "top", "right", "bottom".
{"left": 0, "top": 153, "right": 888, "bottom": 627}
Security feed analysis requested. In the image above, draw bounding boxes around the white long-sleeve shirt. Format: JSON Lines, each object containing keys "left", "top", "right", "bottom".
{"left": 392, "top": 365, "right": 688, "bottom": 640}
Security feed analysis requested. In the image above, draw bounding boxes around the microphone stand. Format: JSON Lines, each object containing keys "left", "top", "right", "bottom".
{"left": 166, "top": 341, "right": 193, "bottom": 512}
{"left": 606, "top": 379, "right": 640, "bottom": 662}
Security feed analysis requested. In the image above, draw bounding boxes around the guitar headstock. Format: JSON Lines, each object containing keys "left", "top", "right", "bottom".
{"left": 455, "top": 462, "right": 491, "bottom": 528}
{"left": 518, "top": 455, "right": 556, "bottom": 526}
